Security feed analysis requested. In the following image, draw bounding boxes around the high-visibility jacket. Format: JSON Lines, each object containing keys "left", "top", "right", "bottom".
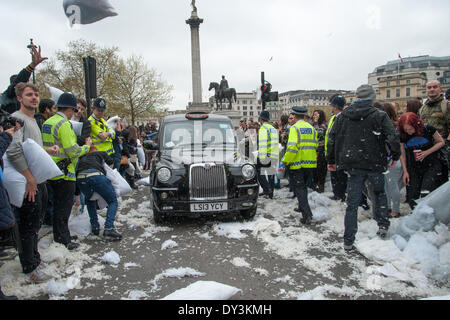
{"left": 42, "top": 113, "right": 90, "bottom": 181}
{"left": 258, "top": 122, "right": 279, "bottom": 163}
{"left": 282, "top": 120, "right": 318, "bottom": 170}
{"left": 324, "top": 115, "right": 336, "bottom": 157}
{"left": 88, "top": 115, "right": 115, "bottom": 155}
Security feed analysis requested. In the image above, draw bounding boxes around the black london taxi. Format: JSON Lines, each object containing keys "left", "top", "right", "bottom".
{"left": 144, "top": 112, "right": 259, "bottom": 224}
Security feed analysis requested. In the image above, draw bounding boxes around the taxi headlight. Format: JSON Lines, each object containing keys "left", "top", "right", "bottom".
{"left": 157, "top": 167, "right": 172, "bottom": 183}
{"left": 242, "top": 164, "right": 256, "bottom": 180}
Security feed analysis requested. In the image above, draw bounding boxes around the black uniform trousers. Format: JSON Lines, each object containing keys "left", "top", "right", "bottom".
{"left": 49, "top": 179, "right": 75, "bottom": 246}
{"left": 15, "top": 183, "right": 47, "bottom": 274}
{"left": 291, "top": 168, "right": 314, "bottom": 219}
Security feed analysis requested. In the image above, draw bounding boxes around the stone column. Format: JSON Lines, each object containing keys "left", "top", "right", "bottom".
{"left": 186, "top": 11, "right": 205, "bottom": 111}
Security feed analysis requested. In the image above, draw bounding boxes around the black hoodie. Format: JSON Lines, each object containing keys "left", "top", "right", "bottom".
{"left": 327, "top": 100, "right": 401, "bottom": 172}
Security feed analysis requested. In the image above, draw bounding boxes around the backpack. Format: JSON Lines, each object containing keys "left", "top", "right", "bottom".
{"left": 442, "top": 99, "right": 448, "bottom": 115}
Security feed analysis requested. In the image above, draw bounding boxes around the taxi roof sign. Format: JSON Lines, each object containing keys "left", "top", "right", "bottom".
{"left": 186, "top": 112, "right": 209, "bottom": 120}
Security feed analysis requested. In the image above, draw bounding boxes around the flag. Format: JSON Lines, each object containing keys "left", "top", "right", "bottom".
{"left": 63, "top": 0, "right": 118, "bottom": 26}
{"left": 398, "top": 53, "right": 404, "bottom": 63}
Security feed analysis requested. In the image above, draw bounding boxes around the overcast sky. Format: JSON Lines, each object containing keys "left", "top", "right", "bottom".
{"left": 1, "top": 0, "right": 449, "bottom": 111}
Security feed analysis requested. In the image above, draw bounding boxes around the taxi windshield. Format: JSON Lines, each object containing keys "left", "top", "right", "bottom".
{"left": 162, "top": 120, "right": 236, "bottom": 150}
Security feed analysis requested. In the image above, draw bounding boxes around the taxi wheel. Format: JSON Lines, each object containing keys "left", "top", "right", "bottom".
{"left": 153, "top": 205, "right": 165, "bottom": 224}
{"left": 240, "top": 207, "right": 257, "bottom": 220}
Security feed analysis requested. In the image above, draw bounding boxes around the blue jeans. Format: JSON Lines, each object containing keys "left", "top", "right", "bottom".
{"left": 77, "top": 175, "right": 118, "bottom": 230}
{"left": 344, "top": 169, "right": 389, "bottom": 246}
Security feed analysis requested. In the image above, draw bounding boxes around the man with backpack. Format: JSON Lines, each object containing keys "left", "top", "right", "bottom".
{"left": 419, "top": 81, "right": 449, "bottom": 173}
{"left": 327, "top": 85, "right": 401, "bottom": 252}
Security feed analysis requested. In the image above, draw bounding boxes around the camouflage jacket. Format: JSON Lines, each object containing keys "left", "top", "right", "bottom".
{"left": 419, "top": 95, "right": 449, "bottom": 139}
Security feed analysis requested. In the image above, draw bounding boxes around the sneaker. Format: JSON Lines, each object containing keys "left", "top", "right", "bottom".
{"left": 344, "top": 244, "right": 357, "bottom": 253}
{"left": 0, "top": 288, "right": 18, "bottom": 300}
{"left": 0, "top": 250, "right": 15, "bottom": 261}
{"left": 66, "top": 242, "right": 80, "bottom": 251}
{"left": 0, "top": 250, "right": 9, "bottom": 261}
{"left": 91, "top": 228, "right": 100, "bottom": 236}
{"left": 103, "top": 229, "right": 122, "bottom": 241}
{"left": 28, "top": 265, "right": 52, "bottom": 283}
{"left": 377, "top": 227, "right": 388, "bottom": 239}
{"left": 300, "top": 216, "right": 312, "bottom": 225}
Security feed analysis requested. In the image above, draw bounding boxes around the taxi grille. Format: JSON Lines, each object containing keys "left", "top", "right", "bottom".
{"left": 190, "top": 164, "right": 227, "bottom": 200}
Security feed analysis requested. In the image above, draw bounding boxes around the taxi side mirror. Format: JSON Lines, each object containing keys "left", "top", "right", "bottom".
{"left": 143, "top": 140, "right": 158, "bottom": 151}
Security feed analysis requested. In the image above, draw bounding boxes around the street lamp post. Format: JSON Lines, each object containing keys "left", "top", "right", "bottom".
{"left": 27, "top": 39, "right": 37, "bottom": 84}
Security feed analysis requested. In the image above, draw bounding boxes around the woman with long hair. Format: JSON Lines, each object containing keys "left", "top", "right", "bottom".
{"left": 379, "top": 103, "right": 402, "bottom": 218}
{"left": 312, "top": 109, "right": 328, "bottom": 193}
{"left": 404, "top": 99, "right": 422, "bottom": 115}
{"left": 398, "top": 112, "right": 446, "bottom": 209}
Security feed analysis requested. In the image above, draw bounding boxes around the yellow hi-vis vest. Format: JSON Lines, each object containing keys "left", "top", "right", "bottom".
{"left": 282, "top": 120, "right": 318, "bottom": 170}
{"left": 42, "top": 113, "right": 90, "bottom": 181}
{"left": 88, "top": 115, "right": 115, "bottom": 155}
{"left": 258, "top": 122, "right": 279, "bottom": 164}
{"left": 324, "top": 114, "right": 336, "bottom": 157}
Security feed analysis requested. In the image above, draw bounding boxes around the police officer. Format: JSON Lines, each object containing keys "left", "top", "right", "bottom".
{"left": 89, "top": 98, "right": 115, "bottom": 156}
{"left": 257, "top": 110, "right": 279, "bottom": 199}
{"left": 325, "top": 95, "right": 348, "bottom": 202}
{"left": 282, "top": 106, "right": 318, "bottom": 225}
{"left": 42, "top": 93, "right": 91, "bottom": 250}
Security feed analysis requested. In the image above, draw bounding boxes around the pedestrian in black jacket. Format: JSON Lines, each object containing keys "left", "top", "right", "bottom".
{"left": 0, "top": 124, "right": 19, "bottom": 300}
{"left": 0, "top": 45, "right": 47, "bottom": 114}
{"left": 327, "top": 84, "right": 401, "bottom": 252}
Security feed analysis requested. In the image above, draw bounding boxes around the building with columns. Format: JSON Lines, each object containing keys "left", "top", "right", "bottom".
{"left": 369, "top": 55, "right": 450, "bottom": 107}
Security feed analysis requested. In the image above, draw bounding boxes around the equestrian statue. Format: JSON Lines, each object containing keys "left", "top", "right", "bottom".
{"left": 209, "top": 75, "right": 237, "bottom": 111}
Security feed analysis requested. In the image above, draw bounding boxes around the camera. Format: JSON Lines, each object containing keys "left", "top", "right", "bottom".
{"left": 0, "top": 109, "right": 24, "bottom": 130}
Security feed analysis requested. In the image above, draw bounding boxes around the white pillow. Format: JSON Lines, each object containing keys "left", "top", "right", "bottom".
{"left": 90, "top": 192, "right": 108, "bottom": 210}
{"left": 106, "top": 116, "right": 121, "bottom": 131}
{"left": 2, "top": 156, "right": 26, "bottom": 208}
{"left": 103, "top": 164, "right": 132, "bottom": 197}
{"left": 69, "top": 121, "right": 83, "bottom": 137}
{"left": 137, "top": 140, "right": 145, "bottom": 165}
{"left": 22, "top": 139, "right": 63, "bottom": 184}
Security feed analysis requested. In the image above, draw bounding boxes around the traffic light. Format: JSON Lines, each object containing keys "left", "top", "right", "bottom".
{"left": 83, "top": 56, "right": 97, "bottom": 100}
{"left": 261, "top": 81, "right": 278, "bottom": 103}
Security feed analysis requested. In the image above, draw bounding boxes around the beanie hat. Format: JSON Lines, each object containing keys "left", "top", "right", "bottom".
{"left": 356, "top": 85, "right": 376, "bottom": 101}
{"left": 330, "top": 96, "right": 346, "bottom": 110}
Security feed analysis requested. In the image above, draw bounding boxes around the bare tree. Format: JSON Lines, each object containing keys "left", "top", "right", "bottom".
{"left": 111, "top": 55, "right": 173, "bottom": 125}
{"left": 35, "top": 40, "right": 173, "bottom": 123}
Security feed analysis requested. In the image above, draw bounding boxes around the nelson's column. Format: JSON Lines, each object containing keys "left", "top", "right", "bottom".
{"left": 186, "top": 1, "right": 208, "bottom": 112}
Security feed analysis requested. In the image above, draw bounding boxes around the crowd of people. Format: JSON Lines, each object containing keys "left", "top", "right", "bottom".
{"left": 0, "top": 47, "right": 158, "bottom": 299}
{"left": 237, "top": 82, "right": 449, "bottom": 251}
{"left": 0, "top": 46, "right": 449, "bottom": 300}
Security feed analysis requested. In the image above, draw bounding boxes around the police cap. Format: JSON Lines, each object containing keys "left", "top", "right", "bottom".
{"left": 56, "top": 93, "right": 78, "bottom": 111}
{"left": 93, "top": 98, "right": 107, "bottom": 110}
{"left": 291, "top": 106, "right": 308, "bottom": 116}
{"left": 259, "top": 110, "right": 270, "bottom": 121}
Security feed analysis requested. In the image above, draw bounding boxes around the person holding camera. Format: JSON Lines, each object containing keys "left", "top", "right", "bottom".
{"left": 5, "top": 83, "right": 59, "bottom": 283}
{"left": 0, "top": 120, "right": 20, "bottom": 300}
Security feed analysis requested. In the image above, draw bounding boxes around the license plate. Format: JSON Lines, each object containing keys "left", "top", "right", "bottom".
{"left": 191, "top": 202, "right": 228, "bottom": 213}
